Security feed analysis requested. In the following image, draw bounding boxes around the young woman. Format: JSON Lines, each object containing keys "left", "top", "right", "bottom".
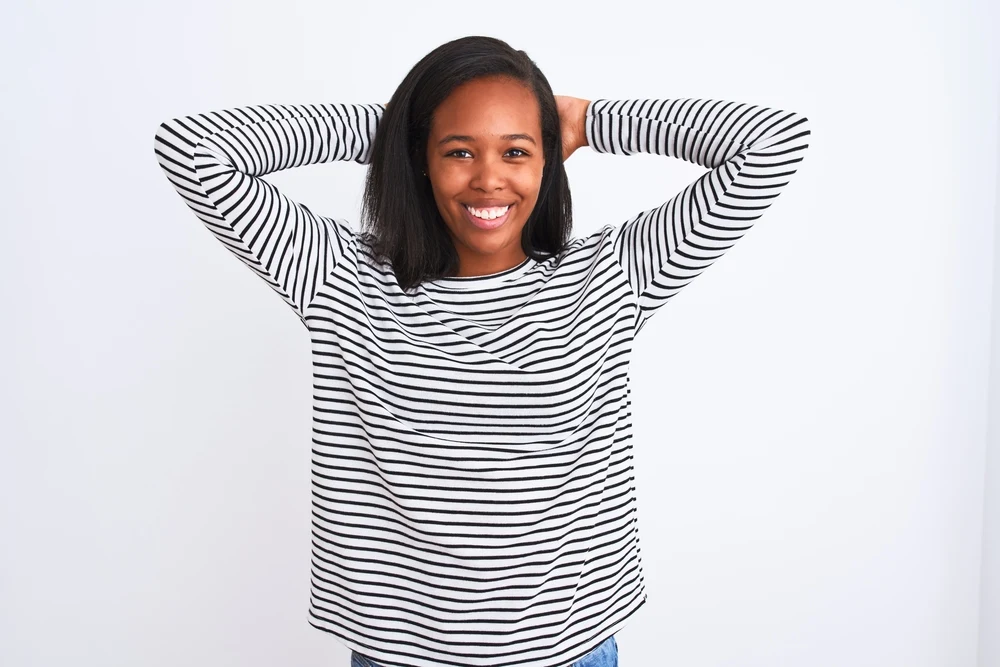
{"left": 153, "top": 35, "right": 810, "bottom": 667}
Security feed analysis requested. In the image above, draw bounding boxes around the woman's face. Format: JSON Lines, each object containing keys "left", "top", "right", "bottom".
{"left": 424, "top": 76, "right": 545, "bottom": 276}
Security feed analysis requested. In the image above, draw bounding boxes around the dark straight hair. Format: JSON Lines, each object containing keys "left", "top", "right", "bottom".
{"left": 358, "top": 35, "right": 574, "bottom": 292}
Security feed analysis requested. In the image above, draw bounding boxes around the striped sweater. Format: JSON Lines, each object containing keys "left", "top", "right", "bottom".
{"left": 153, "top": 97, "right": 810, "bottom": 667}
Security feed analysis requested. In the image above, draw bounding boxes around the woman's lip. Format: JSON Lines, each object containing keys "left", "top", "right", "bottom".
{"left": 462, "top": 203, "right": 514, "bottom": 231}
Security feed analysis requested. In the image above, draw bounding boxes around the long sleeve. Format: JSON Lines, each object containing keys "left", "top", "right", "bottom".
{"left": 585, "top": 98, "right": 811, "bottom": 335}
{"left": 153, "top": 102, "right": 385, "bottom": 323}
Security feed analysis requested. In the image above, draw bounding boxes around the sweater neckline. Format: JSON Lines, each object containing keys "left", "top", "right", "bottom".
{"left": 426, "top": 255, "right": 537, "bottom": 289}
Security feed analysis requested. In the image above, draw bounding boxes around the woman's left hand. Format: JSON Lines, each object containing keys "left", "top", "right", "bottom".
{"left": 554, "top": 95, "right": 591, "bottom": 162}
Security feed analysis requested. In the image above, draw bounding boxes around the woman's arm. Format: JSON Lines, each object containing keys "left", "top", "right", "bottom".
{"left": 152, "top": 102, "right": 385, "bottom": 323}
{"left": 585, "top": 98, "right": 811, "bottom": 335}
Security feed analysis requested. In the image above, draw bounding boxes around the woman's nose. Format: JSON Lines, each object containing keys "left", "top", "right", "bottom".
{"left": 470, "top": 156, "right": 506, "bottom": 191}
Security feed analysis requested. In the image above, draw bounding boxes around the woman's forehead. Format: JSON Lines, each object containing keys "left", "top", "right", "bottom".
{"left": 430, "top": 79, "right": 540, "bottom": 138}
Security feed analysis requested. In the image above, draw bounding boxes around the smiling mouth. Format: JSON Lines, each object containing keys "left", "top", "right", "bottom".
{"left": 462, "top": 203, "right": 515, "bottom": 231}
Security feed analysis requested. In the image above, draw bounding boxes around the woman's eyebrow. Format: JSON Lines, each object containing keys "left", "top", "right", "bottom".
{"left": 438, "top": 133, "right": 537, "bottom": 146}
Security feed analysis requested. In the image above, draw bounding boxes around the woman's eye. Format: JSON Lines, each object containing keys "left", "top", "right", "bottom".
{"left": 446, "top": 149, "right": 529, "bottom": 158}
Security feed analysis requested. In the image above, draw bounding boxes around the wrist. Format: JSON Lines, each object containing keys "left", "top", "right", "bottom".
{"left": 577, "top": 99, "right": 591, "bottom": 150}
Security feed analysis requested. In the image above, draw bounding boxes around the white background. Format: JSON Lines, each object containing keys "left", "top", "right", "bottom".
{"left": 2, "top": 1, "right": 998, "bottom": 665}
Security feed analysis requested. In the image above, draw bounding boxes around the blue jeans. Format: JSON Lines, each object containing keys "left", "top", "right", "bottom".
{"left": 350, "top": 635, "right": 617, "bottom": 667}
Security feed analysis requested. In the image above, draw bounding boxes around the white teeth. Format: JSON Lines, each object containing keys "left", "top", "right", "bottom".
{"left": 465, "top": 204, "right": 510, "bottom": 220}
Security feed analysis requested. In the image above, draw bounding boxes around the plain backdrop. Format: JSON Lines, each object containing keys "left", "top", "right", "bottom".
{"left": 2, "top": 1, "right": 999, "bottom": 666}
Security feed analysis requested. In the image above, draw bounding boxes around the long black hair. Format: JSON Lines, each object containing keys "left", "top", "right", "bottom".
{"left": 358, "top": 35, "right": 574, "bottom": 292}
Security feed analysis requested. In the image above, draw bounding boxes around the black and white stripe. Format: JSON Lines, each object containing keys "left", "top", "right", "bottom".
{"left": 153, "top": 102, "right": 380, "bottom": 322}
{"left": 587, "top": 98, "right": 811, "bottom": 335}
{"left": 154, "top": 97, "right": 809, "bottom": 667}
